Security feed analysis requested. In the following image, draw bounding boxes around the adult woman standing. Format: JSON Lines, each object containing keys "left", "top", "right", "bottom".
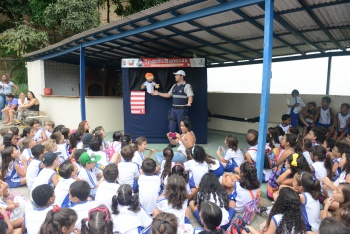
{"left": 0, "top": 75, "right": 18, "bottom": 120}
{"left": 17, "top": 91, "right": 40, "bottom": 125}
{"left": 156, "top": 118, "right": 196, "bottom": 163}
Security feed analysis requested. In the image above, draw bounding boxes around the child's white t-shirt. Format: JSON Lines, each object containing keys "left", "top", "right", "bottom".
{"left": 45, "top": 130, "right": 52, "bottom": 140}
{"left": 231, "top": 181, "right": 259, "bottom": 213}
{"left": 246, "top": 145, "right": 258, "bottom": 164}
{"left": 33, "top": 128, "right": 44, "bottom": 142}
{"left": 184, "top": 159, "right": 208, "bottom": 187}
{"left": 21, "top": 148, "right": 33, "bottom": 162}
{"left": 291, "top": 96, "right": 305, "bottom": 114}
{"left": 25, "top": 205, "right": 53, "bottom": 234}
{"left": 87, "top": 149, "right": 109, "bottom": 166}
{"left": 70, "top": 201, "right": 97, "bottom": 229}
{"left": 156, "top": 196, "right": 188, "bottom": 226}
{"left": 311, "top": 161, "right": 327, "bottom": 180}
{"left": 57, "top": 143, "right": 69, "bottom": 161}
{"left": 301, "top": 192, "right": 320, "bottom": 231}
{"left": 95, "top": 181, "right": 120, "bottom": 209}
{"left": 26, "top": 159, "right": 42, "bottom": 189}
{"left": 303, "top": 151, "right": 313, "bottom": 165}
{"left": 77, "top": 168, "right": 99, "bottom": 189}
{"left": 112, "top": 205, "right": 152, "bottom": 234}
{"left": 138, "top": 174, "right": 161, "bottom": 215}
{"left": 132, "top": 151, "right": 144, "bottom": 169}
{"left": 30, "top": 168, "right": 57, "bottom": 200}
{"left": 54, "top": 178, "right": 76, "bottom": 207}
{"left": 117, "top": 161, "right": 140, "bottom": 187}
{"left": 224, "top": 148, "right": 244, "bottom": 167}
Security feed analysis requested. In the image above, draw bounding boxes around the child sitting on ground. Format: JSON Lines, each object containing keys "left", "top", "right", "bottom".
{"left": 312, "top": 96, "right": 336, "bottom": 139}
{"left": 77, "top": 152, "right": 104, "bottom": 199}
{"left": 95, "top": 164, "right": 120, "bottom": 209}
{"left": 132, "top": 136, "right": 155, "bottom": 169}
{"left": 111, "top": 184, "right": 152, "bottom": 233}
{"left": 151, "top": 212, "right": 178, "bottom": 234}
{"left": 184, "top": 145, "right": 209, "bottom": 189}
{"left": 277, "top": 114, "right": 292, "bottom": 134}
{"left": 216, "top": 135, "right": 244, "bottom": 173}
{"left": 306, "top": 128, "right": 327, "bottom": 146}
{"left": 51, "top": 132, "right": 69, "bottom": 163}
{"left": 25, "top": 144, "right": 45, "bottom": 189}
{"left": 20, "top": 137, "right": 35, "bottom": 163}
{"left": 117, "top": 145, "right": 140, "bottom": 191}
{"left": 54, "top": 160, "right": 78, "bottom": 207}
{"left": 333, "top": 103, "right": 350, "bottom": 142}
{"left": 244, "top": 129, "right": 259, "bottom": 165}
{"left": 1, "top": 146, "right": 27, "bottom": 188}
{"left": 39, "top": 207, "right": 78, "bottom": 234}
{"left": 22, "top": 184, "right": 55, "bottom": 234}
{"left": 69, "top": 180, "right": 96, "bottom": 229}
{"left": 44, "top": 120, "right": 55, "bottom": 141}
{"left": 87, "top": 137, "right": 109, "bottom": 167}
{"left": 138, "top": 158, "right": 161, "bottom": 215}
{"left": 30, "top": 151, "right": 59, "bottom": 199}
{"left": 81, "top": 205, "right": 113, "bottom": 234}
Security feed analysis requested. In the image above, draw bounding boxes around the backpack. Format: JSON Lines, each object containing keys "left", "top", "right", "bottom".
{"left": 226, "top": 216, "right": 249, "bottom": 234}
{"left": 105, "top": 142, "right": 120, "bottom": 161}
{"left": 267, "top": 167, "right": 284, "bottom": 200}
{"left": 243, "top": 190, "right": 261, "bottom": 224}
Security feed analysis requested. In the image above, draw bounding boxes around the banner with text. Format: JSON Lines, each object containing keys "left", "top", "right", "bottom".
{"left": 121, "top": 58, "right": 205, "bottom": 68}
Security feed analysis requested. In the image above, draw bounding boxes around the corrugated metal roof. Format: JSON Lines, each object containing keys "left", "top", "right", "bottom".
{"left": 23, "top": 0, "right": 350, "bottom": 67}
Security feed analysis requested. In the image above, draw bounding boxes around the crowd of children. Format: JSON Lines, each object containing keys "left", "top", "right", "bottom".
{"left": 0, "top": 91, "right": 349, "bottom": 234}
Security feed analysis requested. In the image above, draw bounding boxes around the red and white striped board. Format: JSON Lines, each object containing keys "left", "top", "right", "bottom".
{"left": 130, "top": 91, "right": 146, "bottom": 114}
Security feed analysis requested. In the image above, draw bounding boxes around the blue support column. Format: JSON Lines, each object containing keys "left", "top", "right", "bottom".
{"left": 80, "top": 44, "right": 86, "bottom": 121}
{"left": 326, "top": 56, "right": 332, "bottom": 95}
{"left": 256, "top": 0, "right": 274, "bottom": 183}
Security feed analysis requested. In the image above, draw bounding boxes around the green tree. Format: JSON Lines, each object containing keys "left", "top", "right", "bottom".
{"left": 0, "top": 0, "right": 29, "bottom": 22}
{"left": 44, "top": 0, "right": 100, "bottom": 34}
{"left": 114, "top": 0, "right": 169, "bottom": 16}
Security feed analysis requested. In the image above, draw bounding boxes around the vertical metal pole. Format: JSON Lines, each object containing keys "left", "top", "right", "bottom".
{"left": 256, "top": 0, "right": 274, "bottom": 183}
{"left": 80, "top": 44, "right": 86, "bottom": 121}
{"left": 326, "top": 56, "right": 332, "bottom": 95}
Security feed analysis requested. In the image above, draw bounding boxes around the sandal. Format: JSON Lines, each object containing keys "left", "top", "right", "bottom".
{"left": 257, "top": 209, "right": 269, "bottom": 219}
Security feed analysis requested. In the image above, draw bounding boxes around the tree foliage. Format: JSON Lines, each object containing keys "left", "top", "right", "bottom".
{"left": 0, "top": 0, "right": 29, "bottom": 21}
{"left": 44, "top": 0, "right": 100, "bottom": 34}
{"left": 29, "top": 0, "right": 57, "bottom": 25}
{"left": 114, "top": 0, "right": 169, "bottom": 16}
{"left": 0, "top": 24, "right": 49, "bottom": 57}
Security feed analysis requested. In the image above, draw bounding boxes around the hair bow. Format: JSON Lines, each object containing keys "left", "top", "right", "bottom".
{"left": 52, "top": 205, "right": 60, "bottom": 213}
{"left": 291, "top": 153, "right": 299, "bottom": 167}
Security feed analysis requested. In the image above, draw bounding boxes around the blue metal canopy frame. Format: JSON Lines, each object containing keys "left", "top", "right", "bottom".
{"left": 23, "top": 0, "right": 350, "bottom": 182}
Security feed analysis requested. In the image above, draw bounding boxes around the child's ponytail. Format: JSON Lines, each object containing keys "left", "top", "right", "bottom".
{"left": 161, "top": 148, "right": 174, "bottom": 180}
{"left": 324, "top": 154, "right": 333, "bottom": 180}
{"left": 120, "top": 134, "right": 132, "bottom": 148}
{"left": 111, "top": 195, "right": 119, "bottom": 215}
{"left": 239, "top": 162, "right": 260, "bottom": 190}
{"left": 152, "top": 212, "right": 178, "bottom": 234}
{"left": 129, "top": 193, "right": 141, "bottom": 213}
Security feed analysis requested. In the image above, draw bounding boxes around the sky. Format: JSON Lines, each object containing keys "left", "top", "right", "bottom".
{"left": 208, "top": 55, "right": 350, "bottom": 96}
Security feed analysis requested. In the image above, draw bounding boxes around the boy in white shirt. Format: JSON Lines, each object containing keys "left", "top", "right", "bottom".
{"left": 30, "top": 151, "right": 60, "bottom": 201}
{"left": 69, "top": 180, "right": 96, "bottom": 229}
{"left": 117, "top": 145, "right": 140, "bottom": 191}
{"left": 44, "top": 121, "right": 55, "bottom": 141}
{"left": 22, "top": 184, "right": 55, "bottom": 234}
{"left": 54, "top": 160, "right": 78, "bottom": 207}
{"left": 77, "top": 152, "right": 104, "bottom": 199}
{"left": 138, "top": 158, "right": 161, "bottom": 215}
{"left": 26, "top": 144, "right": 45, "bottom": 189}
{"left": 87, "top": 137, "right": 109, "bottom": 167}
{"left": 95, "top": 164, "right": 120, "bottom": 209}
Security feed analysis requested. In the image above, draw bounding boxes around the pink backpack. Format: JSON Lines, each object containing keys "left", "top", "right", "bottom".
{"left": 105, "top": 142, "right": 120, "bottom": 161}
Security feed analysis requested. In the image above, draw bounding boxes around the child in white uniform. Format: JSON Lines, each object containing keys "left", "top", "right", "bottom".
{"left": 222, "top": 162, "right": 260, "bottom": 213}
{"left": 310, "top": 145, "right": 332, "bottom": 181}
{"left": 244, "top": 129, "right": 259, "bottom": 164}
{"left": 132, "top": 136, "right": 155, "bottom": 169}
{"left": 95, "top": 164, "right": 120, "bottom": 210}
{"left": 111, "top": 184, "right": 152, "bottom": 234}
{"left": 86, "top": 137, "right": 109, "bottom": 167}
{"left": 293, "top": 171, "right": 321, "bottom": 231}
{"left": 138, "top": 158, "right": 161, "bottom": 215}
{"left": 23, "top": 184, "right": 55, "bottom": 234}
{"left": 51, "top": 132, "right": 69, "bottom": 163}
{"left": 117, "top": 145, "right": 140, "bottom": 191}
{"left": 26, "top": 144, "right": 45, "bottom": 189}
{"left": 184, "top": 145, "right": 208, "bottom": 189}
{"left": 216, "top": 135, "right": 244, "bottom": 173}
{"left": 20, "top": 137, "right": 35, "bottom": 163}
{"left": 80, "top": 205, "right": 113, "bottom": 233}
{"left": 69, "top": 180, "right": 97, "bottom": 229}
{"left": 54, "top": 161, "right": 78, "bottom": 207}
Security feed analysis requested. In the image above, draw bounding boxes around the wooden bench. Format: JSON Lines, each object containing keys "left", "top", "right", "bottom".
{"left": 27, "top": 111, "right": 47, "bottom": 126}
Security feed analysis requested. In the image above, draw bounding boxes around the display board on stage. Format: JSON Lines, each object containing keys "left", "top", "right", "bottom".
{"left": 122, "top": 58, "right": 207, "bottom": 143}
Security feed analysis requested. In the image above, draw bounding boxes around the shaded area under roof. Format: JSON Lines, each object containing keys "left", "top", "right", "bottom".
{"left": 23, "top": 0, "right": 350, "bottom": 68}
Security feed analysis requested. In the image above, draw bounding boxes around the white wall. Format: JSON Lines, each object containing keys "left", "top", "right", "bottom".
{"left": 27, "top": 60, "right": 45, "bottom": 97}
{"left": 208, "top": 93, "right": 350, "bottom": 134}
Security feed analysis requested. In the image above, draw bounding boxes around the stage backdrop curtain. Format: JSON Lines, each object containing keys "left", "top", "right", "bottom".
{"left": 122, "top": 67, "right": 207, "bottom": 143}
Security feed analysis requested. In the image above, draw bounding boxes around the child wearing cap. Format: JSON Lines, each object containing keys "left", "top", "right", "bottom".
{"left": 77, "top": 152, "right": 104, "bottom": 199}
{"left": 117, "top": 145, "right": 140, "bottom": 192}
{"left": 69, "top": 180, "right": 97, "bottom": 229}
{"left": 23, "top": 184, "right": 55, "bottom": 234}
{"left": 95, "top": 164, "right": 120, "bottom": 210}
{"left": 54, "top": 161, "right": 78, "bottom": 207}
{"left": 30, "top": 151, "right": 59, "bottom": 200}
{"left": 26, "top": 144, "right": 45, "bottom": 189}
{"left": 77, "top": 133, "right": 93, "bottom": 150}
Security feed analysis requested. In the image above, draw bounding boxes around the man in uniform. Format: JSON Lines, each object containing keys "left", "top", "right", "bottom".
{"left": 152, "top": 70, "right": 193, "bottom": 147}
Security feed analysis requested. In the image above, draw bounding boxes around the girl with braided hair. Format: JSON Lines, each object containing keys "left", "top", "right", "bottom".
{"left": 243, "top": 187, "right": 306, "bottom": 234}
{"left": 39, "top": 206, "right": 78, "bottom": 234}
{"left": 151, "top": 212, "right": 178, "bottom": 234}
{"left": 81, "top": 205, "right": 113, "bottom": 234}
{"left": 188, "top": 173, "right": 235, "bottom": 230}
{"left": 111, "top": 184, "right": 152, "bottom": 233}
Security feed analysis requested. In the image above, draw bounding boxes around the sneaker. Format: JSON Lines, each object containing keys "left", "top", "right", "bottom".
{"left": 167, "top": 144, "right": 177, "bottom": 148}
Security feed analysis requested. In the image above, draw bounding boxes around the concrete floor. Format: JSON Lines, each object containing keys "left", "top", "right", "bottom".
{"left": 2, "top": 122, "right": 271, "bottom": 230}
